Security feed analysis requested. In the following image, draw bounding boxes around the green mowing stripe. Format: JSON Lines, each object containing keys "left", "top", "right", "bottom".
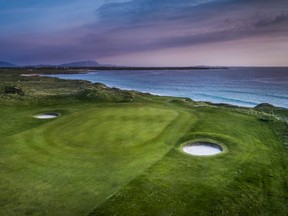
{"left": 0, "top": 104, "right": 196, "bottom": 216}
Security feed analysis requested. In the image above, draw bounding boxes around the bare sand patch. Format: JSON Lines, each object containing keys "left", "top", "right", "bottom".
{"left": 34, "top": 113, "right": 59, "bottom": 119}
{"left": 183, "top": 142, "right": 223, "bottom": 156}
{"left": 21, "top": 74, "right": 39, "bottom": 77}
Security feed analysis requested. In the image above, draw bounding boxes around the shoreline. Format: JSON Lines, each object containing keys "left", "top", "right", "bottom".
{"left": 44, "top": 71, "right": 288, "bottom": 109}
{"left": 2, "top": 67, "right": 288, "bottom": 110}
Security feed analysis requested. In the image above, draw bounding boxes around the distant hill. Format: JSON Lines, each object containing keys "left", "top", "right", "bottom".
{"left": 58, "top": 60, "right": 100, "bottom": 67}
{"left": 0, "top": 61, "right": 17, "bottom": 67}
{"left": 26, "top": 60, "right": 114, "bottom": 68}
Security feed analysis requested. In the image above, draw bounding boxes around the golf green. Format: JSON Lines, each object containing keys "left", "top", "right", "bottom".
{"left": 0, "top": 69, "right": 288, "bottom": 216}
{"left": 0, "top": 103, "right": 195, "bottom": 215}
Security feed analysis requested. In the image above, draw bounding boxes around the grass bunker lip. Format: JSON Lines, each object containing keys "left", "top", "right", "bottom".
{"left": 182, "top": 142, "right": 224, "bottom": 156}
{"left": 34, "top": 112, "right": 60, "bottom": 119}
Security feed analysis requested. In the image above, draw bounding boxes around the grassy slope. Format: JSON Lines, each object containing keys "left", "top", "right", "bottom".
{"left": 91, "top": 107, "right": 288, "bottom": 216}
{"left": 0, "top": 69, "right": 288, "bottom": 215}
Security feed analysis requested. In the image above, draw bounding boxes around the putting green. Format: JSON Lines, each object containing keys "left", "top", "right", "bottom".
{"left": 0, "top": 104, "right": 196, "bottom": 216}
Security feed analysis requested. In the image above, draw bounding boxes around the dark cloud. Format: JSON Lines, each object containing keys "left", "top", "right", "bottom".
{"left": 97, "top": 0, "right": 218, "bottom": 22}
{"left": 253, "top": 11, "right": 288, "bottom": 28}
{"left": 79, "top": 0, "right": 288, "bottom": 57}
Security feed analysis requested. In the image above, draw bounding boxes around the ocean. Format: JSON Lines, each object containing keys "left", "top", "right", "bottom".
{"left": 47, "top": 67, "right": 288, "bottom": 108}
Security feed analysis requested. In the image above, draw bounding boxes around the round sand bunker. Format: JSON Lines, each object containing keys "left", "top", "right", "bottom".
{"left": 183, "top": 142, "right": 223, "bottom": 156}
{"left": 34, "top": 113, "right": 59, "bottom": 119}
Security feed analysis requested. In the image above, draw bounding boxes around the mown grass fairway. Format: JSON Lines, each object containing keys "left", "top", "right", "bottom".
{"left": 0, "top": 69, "right": 288, "bottom": 215}
{"left": 0, "top": 103, "right": 196, "bottom": 215}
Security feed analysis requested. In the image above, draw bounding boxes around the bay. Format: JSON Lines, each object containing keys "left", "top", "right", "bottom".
{"left": 47, "top": 67, "right": 288, "bottom": 108}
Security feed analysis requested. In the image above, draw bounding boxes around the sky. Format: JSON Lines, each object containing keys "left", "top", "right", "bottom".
{"left": 0, "top": 0, "right": 288, "bottom": 66}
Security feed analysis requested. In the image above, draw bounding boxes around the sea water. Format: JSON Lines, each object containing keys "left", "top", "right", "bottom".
{"left": 47, "top": 67, "right": 288, "bottom": 108}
